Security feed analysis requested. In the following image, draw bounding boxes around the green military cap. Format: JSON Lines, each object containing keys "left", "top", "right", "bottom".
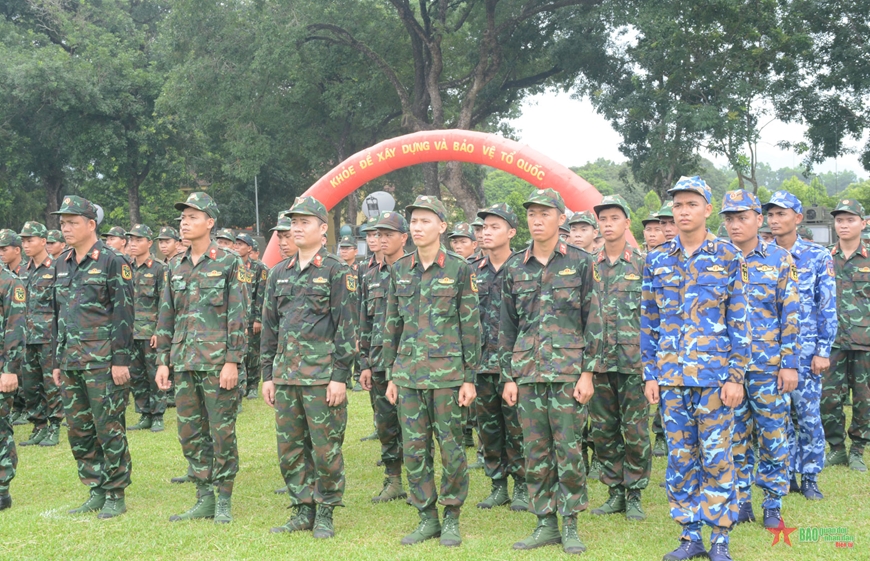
{"left": 215, "top": 228, "right": 236, "bottom": 242}
{"left": 831, "top": 198, "right": 866, "bottom": 217}
{"left": 101, "top": 226, "right": 128, "bottom": 239}
{"left": 157, "top": 226, "right": 181, "bottom": 240}
{"left": 338, "top": 235, "right": 356, "bottom": 248}
{"left": 270, "top": 215, "right": 293, "bottom": 232}
{"left": 568, "top": 210, "right": 598, "bottom": 228}
{"left": 448, "top": 222, "right": 476, "bottom": 241}
{"left": 252, "top": 239, "right": 259, "bottom": 251}
{"left": 657, "top": 200, "right": 674, "bottom": 218}
{"left": 798, "top": 225, "right": 814, "bottom": 240}
{"left": 175, "top": 191, "right": 219, "bottom": 219}
{"left": 359, "top": 216, "right": 380, "bottom": 233}
{"left": 759, "top": 217, "right": 772, "bottom": 234}
{"left": 286, "top": 195, "right": 328, "bottom": 223}
{"left": 52, "top": 195, "right": 99, "bottom": 220}
{"left": 19, "top": 221, "right": 48, "bottom": 239}
{"left": 523, "top": 188, "right": 566, "bottom": 213}
{"left": 559, "top": 223, "right": 570, "bottom": 234}
{"left": 0, "top": 229, "right": 22, "bottom": 248}
{"left": 668, "top": 175, "right": 712, "bottom": 203}
{"left": 47, "top": 229, "right": 64, "bottom": 243}
{"left": 470, "top": 214, "right": 485, "bottom": 228}
{"left": 235, "top": 232, "right": 255, "bottom": 247}
{"left": 594, "top": 194, "right": 631, "bottom": 218}
{"left": 477, "top": 202, "right": 518, "bottom": 229}
{"left": 641, "top": 212, "right": 661, "bottom": 226}
{"left": 126, "top": 224, "right": 154, "bottom": 239}
{"left": 406, "top": 194, "right": 448, "bottom": 222}
{"left": 375, "top": 210, "right": 409, "bottom": 233}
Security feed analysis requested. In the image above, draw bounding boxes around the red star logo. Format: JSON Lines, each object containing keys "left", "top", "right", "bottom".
{"left": 768, "top": 518, "right": 797, "bottom": 546}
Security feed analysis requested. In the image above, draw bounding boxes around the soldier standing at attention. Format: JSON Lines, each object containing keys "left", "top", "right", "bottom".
{"left": 155, "top": 192, "right": 247, "bottom": 524}
{"left": 101, "top": 226, "right": 128, "bottom": 255}
{"left": 471, "top": 215, "right": 485, "bottom": 249}
{"left": 642, "top": 214, "right": 666, "bottom": 253}
{"left": 358, "top": 218, "right": 383, "bottom": 441}
{"left": 501, "top": 188, "right": 596, "bottom": 555}
{"left": 46, "top": 230, "right": 66, "bottom": 259}
{"left": 585, "top": 195, "right": 651, "bottom": 522}
{"left": 338, "top": 236, "right": 358, "bottom": 268}
{"left": 568, "top": 210, "right": 598, "bottom": 252}
{"left": 720, "top": 190, "right": 799, "bottom": 530}
{"left": 764, "top": 191, "right": 836, "bottom": 499}
{"left": 471, "top": 203, "right": 527, "bottom": 512}
{"left": 51, "top": 196, "right": 135, "bottom": 519}
{"left": 383, "top": 195, "right": 480, "bottom": 548}
{"left": 448, "top": 223, "right": 479, "bottom": 261}
{"left": 0, "top": 259, "right": 26, "bottom": 511}
{"left": 657, "top": 201, "right": 677, "bottom": 242}
{"left": 234, "top": 232, "right": 267, "bottom": 400}
{"left": 823, "top": 199, "right": 870, "bottom": 472}
{"left": 359, "top": 211, "right": 409, "bottom": 504}
{"left": 215, "top": 229, "right": 236, "bottom": 251}
{"left": 125, "top": 225, "right": 168, "bottom": 433}
{"left": 157, "top": 227, "right": 181, "bottom": 262}
{"left": 641, "top": 177, "right": 750, "bottom": 561}
{"left": 261, "top": 196, "right": 358, "bottom": 539}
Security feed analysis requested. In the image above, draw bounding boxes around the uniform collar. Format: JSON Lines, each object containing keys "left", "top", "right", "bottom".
{"left": 596, "top": 241, "right": 633, "bottom": 264}
{"left": 68, "top": 239, "right": 105, "bottom": 263}
{"left": 135, "top": 257, "right": 154, "bottom": 268}
{"left": 287, "top": 246, "right": 327, "bottom": 270}
{"left": 832, "top": 241, "right": 868, "bottom": 259}
{"left": 522, "top": 240, "right": 568, "bottom": 264}
{"left": 26, "top": 255, "right": 52, "bottom": 271}
{"left": 671, "top": 235, "right": 716, "bottom": 256}
{"left": 744, "top": 237, "right": 768, "bottom": 257}
{"left": 409, "top": 246, "right": 448, "bottom": 269}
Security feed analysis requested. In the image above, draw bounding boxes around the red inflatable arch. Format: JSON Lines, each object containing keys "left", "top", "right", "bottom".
{"left": 263, "top": 129, "right": 633, "bottom": 266}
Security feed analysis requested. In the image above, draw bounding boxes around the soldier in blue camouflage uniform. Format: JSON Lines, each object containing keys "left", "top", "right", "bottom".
{"left": 501, "top": 188, "right": 597, "bottom": 555}
{"left": 0, "top": 258, "right": 27, "bottom": 511}
{"left": 234, "top": 232, "right": 267, "bottom": 400}
{"left": 650, "top": 202, "right": 677, "bottom": 456}
{"left": 764, "top": 190, "right": 837, "bottom": 500}
{"left": 261, "top": 196, "right": 358, "bottom": 539}
{"left": 641, "top": 177, "right": 750, "bottom": 561}
{"left": 824, "top": 199, "right": 870, "bottom": 472}
{"left": 51, "top": 196, "right": 135, "bottom": 520}
{"left": 125, "top": 224, "right": 168, "bottom": 433}
{"left": 155, "top": 192, "right": 248, "bottom": 524}
{"left": 383, "top": 195, "right": 480, "bottom": 548}
{"left": 719, "top": 190, "right": 800, "bottom": 530}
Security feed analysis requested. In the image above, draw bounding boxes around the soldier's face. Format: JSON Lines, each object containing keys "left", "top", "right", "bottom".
{"left": 46, "top": 241, "right": 65, "bottom": 256}
{"left": 127, "top": 235, "right": 152, "bottom": 258}
{"left": 766, "top": 207, "right": 801, "bottom": 237}
{"left": 672, "top": 193, "right": 711, "bottom": 234}
{"left": 233, "top": 241, "right": 251, "bottom": 258}
{"left": 834, "top": 213, "right": 863, "bottom": 242}
{"left": 104, "top": 235, "right": 126, "bottom": 252}
{"left": 409, "top": 209, "right": 446, "bottom": 248}
{"left": 378, "top": 229, "right": 406, "bottom": 258}
{"left": 366, "top": 231, "right": 381, "bottom": 253}
{"left": 473, "top": 226, "right": 483, "bottom": 239}
{"left": 158, "top": 238, "right": 178, "bottom": 257}
{"left": 276, "top": 230, "right": 295, "bottom": 257}
{"left": 643, "top": 222, "right": 664, "bottom": 247}
{"left": 339, "top": 246, "right": 357, "bottom": 264}
{"left": 527, "top": 205, "right": 563, "bottom": 243}
{"left": 58, "top": 214, "right": 95, "bottom": 247}
{"left": 723, "top": 210, "right": 762, "bottom": 244}
{"left": 449, "top": 237, "right": 477, "bottom": 258}
{"left": 217, "top": 238, "right": 234, "bottom": 249}
{"left": 659, "top": 217, "right": 677, "bottom": 240}
{"left": 180, "top": 209, "right": 214, "bottom": 241}
{"left": 481, "top": 216, "right": 515, "bottom": 250}
{"left": 290, "top": 215, "right": 327, "bottom": 249}
{"left": 21, "top": 236, "right": 46, "bottom": 258}
{"left": 597, "top": 208, "right": 629, "bottom": 242}
{"left": 569, "top": 223, "right": 596, "bottom": 249}
{"left": 0, "top": 246, "right": 21, "bottom": 265}
{"left": 760, "top": 232, "right": 775, "bottom": 243}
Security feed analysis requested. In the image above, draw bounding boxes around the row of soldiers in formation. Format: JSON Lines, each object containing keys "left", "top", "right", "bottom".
{"left": 0, "top": 178, "right": 866, "bottom": 561}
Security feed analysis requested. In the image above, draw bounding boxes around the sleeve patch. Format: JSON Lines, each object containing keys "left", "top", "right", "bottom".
{"left": 593, "top": 263, "right": 601, "bottom": 282}
{"left": 121, "top": 264, "right": 132, "bottom": 281}
{"left": 826, "top": 261, "right": 835, "bottom": 277}
{"left": 346, "top": 274, "right": 357, "bottom": 292}
{"left": 13, "top": 287, "right": 25, "bottom": 303}
{"left": 261, "top": 269, "right": 268, "bottom": 281}
{"left": 237, "top": 268, "right": 247, "bottom": 283}
{"left": 470, "top": 273, "right": 478, "bottom": 293}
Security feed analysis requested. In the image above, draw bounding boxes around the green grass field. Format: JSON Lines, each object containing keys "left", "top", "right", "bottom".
{"left": 1, "top": 393, "right": 866, "bottom": 560}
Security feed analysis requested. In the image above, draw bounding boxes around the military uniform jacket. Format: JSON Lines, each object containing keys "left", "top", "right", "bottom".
{"left": 499, "top": 241, "right": 597, "bottom": 385}
{"left": 383, "top": 247, "right": 480, "bottom": 389}
{"left": 472, "top": 252, "right": 516, "bottom": 376}
{"left": 641, "top": 236, "right": 750, "bottom": 387}
{"left": 831, "top": 242, "right": 870, "bottom": 350}
{"left": 132, "top": 257, "right": 167, "bottom": 340}
{"left": 244, "top": 258, "right": 268, "bottom": 327}
{"left": 0, "top": 268, "right": 26, "bottom": 373}
{"left": 585, "top": 242, "right": 644, "bottom": 375}
{"left": 780, "top": 236, "right": 837, "bottom": 359}
{"left": 359, "top": 257, "right": 389, "bottom": 373}
{"left": 156, "top": 242, "right": 247, "bottom": 372}
{"left": 54, "top": 241, "right": 134, "bottom": 370}
{"left": 21, "top": 255, "right": 56, "bottom": 346}
{"left": 743, "top": 238, "right": 800, "bottom": 371}
{"left": 259, "top": 247, "right": 358, "bottom": 385}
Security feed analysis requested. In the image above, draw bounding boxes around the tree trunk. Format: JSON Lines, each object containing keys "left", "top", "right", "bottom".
{"left": 43, "top": 169, "right": 63, "bottom": 229}
{"left": 128, "top": 178, "right": 141, "bottom": 225}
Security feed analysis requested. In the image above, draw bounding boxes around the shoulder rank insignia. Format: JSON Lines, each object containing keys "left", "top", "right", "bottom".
{"left": 313, "top": 277, "right": 328, "bottom": 284}
{"left": 470, "top": 273, "right": 478, "bottom": 293}
{"left": 13, "top": 287, "right": 25, "bottom": 303}
{"left": 558, "top": 268, "right": 576, "bottom": 276}
{"left": 593, "top": 264, "right": 601, "bottom": 282}
{"left": 88, "top": 268, "right": 101, "bottom": 275}
{"left": 313, "top": 254, "right": 323, "bottom": 267}
{"left": 90, "top": 249, "right": 100, "bottom": 260}
{"left": 437, "top": 253, "right": 445, "bottom": 268}
{"left": 706, "top": 265, "right": 725, "bottom": 273}
{"left": 164, "top": 270, "right": 169, "bottom": 282}
{"left": 209, "top": 248, "right": 217, "bottom": 260}
{"left": 438, "top": 277, "right": 455, "bottom": 285}
{"left": 740, "top": 262, "right": 749, "bottom": 283}
{"left": 346, "top": 274, "right": 357, "bottom": 292}
{"left": 207, "top": 270, "right": 222, "bottom": 277}
{"left": 624, "top": 273, "right": 641, "bottom": 281}
{"left": 121, "top": 264, "right": 132, "bottom": 280}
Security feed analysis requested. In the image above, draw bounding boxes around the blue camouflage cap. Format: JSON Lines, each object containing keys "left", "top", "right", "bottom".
{"left": 235, "top": 232, "right": 255, "bottom": 247}
{"left": 667, "top": 176, "right": 712, "bottom": 203}
{"left": 719, "top": 190, "right": 762, "bottom": 214}
{"left": 477, "top": 203, "right": 518, "bottom": 229}
{"left": 762, "top": 191, "right": 803, "bottom": 214}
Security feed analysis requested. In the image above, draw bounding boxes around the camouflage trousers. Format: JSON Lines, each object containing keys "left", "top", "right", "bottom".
{"left": 661, "top": 386, "right": 736, "bottom": 544}
{"left": 397, "top": 386, "right": 468, "bottom": 512}
{"left": 0, "top": 391, "right": 16, "bottom": 493}
{"left": 732, "top": 371, "right": 791, "bottom": 509}
{"left": 275, "top": 384, "right": 347, "bottom": 506}
{"left": 175, "top": 370, "right": 239, "bottom": 494}
{"left": 12, "top": 387, "right": 24, "bottom": 415}
{"left": 589, "top": 372, "right": 650, "bottom": 490}
{"left": 129, "top": 339, "right": 166, "bottom": 416}
{"left": 475, "top": 373, "right": 524, "bottom": 481}
{"left": 787, "top": 357, "right": 825, "bottom": 480}
{"left": 245, "top": 329, "right": 260, "bottom": 394}
{"left": 371, "top": 371, "right": 402, "bottom": 476}
{"left": 518, "top": 382, "right": 588, "bottom": 517}
{"left": 823, "top": 348, "right": 870, "bottom": 454}
{"left": 21, "top": 343, "right": 63, "bottom": 427}
{"left": 652, "top": 406, "right": 664, "bottom": 437}
{"left": 59, "top": 368, "right": 132, "bottom": 491}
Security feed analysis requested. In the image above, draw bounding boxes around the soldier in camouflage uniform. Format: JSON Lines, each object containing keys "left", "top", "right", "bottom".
{"left": 584, "top": 195, "right": 651, "bottom": 522}
{"left": 215, "top": 228, "right": 236, "bottom": 251}
{"left": 338, "top": 235, "right": 358, "bottom": 268}
{"left": 764, "top": 191, "right": 837, "bottom": 500}
{"left": 125, "top": 225, "right": 168, "bottom": 433}
{"left": 46, "top": 230, "right": 66, "bottom": 260}
{"left": 657, "top": 201, "right": 677, "bottom": 241}
{"left": 501, "top": 188, "right": 596, "bottom": 555}
{"left": 155, "top": 192, "right": 248, "bottom": 524}
{"left": 641, "top": 177, "right": 750, "bottom": 561}
{"left": 51, "top": 196, "right": 135, "bottom": 520}
{"left": 568, "top": 210, "right": 597, "bottom": 253}
{"left": 157, "top": 226, "right": 182, "bottom": 410}
{"left": 101, "top": 226, "right": 128, "bottom": 255}
{"left": 234, "top": 232, "right": 267, "bottom": 400}
{"left": 357, "top": 217, "right": 383, "bottom": 442}
{"left": 759, "top": 217, "right": 774, "bottom": 244}
{"left": 824, "top": 199, "right": 870, "bottom": 472}
{"left": 358, "top": 211, "right": 409, "bottom": 503}
{"left": 471, "top": 215, "right": 485, "bottom": 247}
{"left": 0, "top": 231, "right": 27, "bottom": 425}
{"left": 0, "top": 258, "right": 27, "bottom": 511}
{"left": 17, "top": 222, "right": 63, "bottom": 447}
{"left": 262, "top": 196, "right": 358, "bottom": 539}
{"left": 720, "top": 190, "right": 800, "bottom": 530}
{"left": 213, "top": 228, "right": 251, "bottom": 403}
{"left": 650, "top": 203, "right": 677, "bottom": 457}
{"left": 448, "top": 223, "right": 478, "bottom": 261}
{"left": 383, "top": 195, "right": 480, "bottom": 548}
{"left": 470, "top": 203, "right": 527, "bottom": 511}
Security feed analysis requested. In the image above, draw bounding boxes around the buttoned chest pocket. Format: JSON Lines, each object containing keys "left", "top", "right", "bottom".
{"left": 30, "top": 278, "right": 55, "bottom": 311}
{"left": 616, "top": 276, "right": 642, "bottom": 310}
{"left": 54, "top": 277, "right": 71, "bottom": 305}
{"left": 747, "top": 273, "right": 777, "bottom": 305}
{"left": 696, "top": 271, "right": 728, "bottom": 307}
{"left": 514, "top": 279, "right": 538, "bottom": 319}
{"left": 851, "top": 272, "right": 870, "bottom": 299}
{"left": 430, "top": 284, "right": 458, "bottom": 316}
{"left": 552, "top": 276, "right": 583, "bottom": 309}
{"left": 137, "top": 278, "right": 158, "bottom": 300}
{"left": 366, "top": 287, "right": 386, "bottom": 317}
{"left": 652, "top": 274, "right": 680, "bottom": 314}
{"left": 395, "top": 283, "right": 416, "bottom": 319}
{"left": 201, "top": 277, "right": 226, "bottom": 307}
{"left": 82, "top": 273, "right": 108, "bottom": 302}
{"left": 304, "top": 284, "right": 330, "bottom": 316}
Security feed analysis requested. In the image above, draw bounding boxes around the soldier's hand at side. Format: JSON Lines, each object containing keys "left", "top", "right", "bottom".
{"left": 502, "top": 381, "right": 518, "bottom": 407}
{"left": 573, "top": 372, "right": 594, "bottom": 405}
{"left": 253, "top": 321, "right": 262, "bottom": 335}
{"left": 458, "top": 382, "right": 476, "bottom": 407}
{"left": 360, "top": 369, "right": 373, "bottom": 391}
{"left": 262, "top": 380, "right": 276, "bottom": 407}
{"left": 0, "top": 373, "right": 18, "bottom": 393}
{"left": 326, "top": 381, "right": 347, "bottom": 407}
{"left": 644, "top": 380, "right": 660, "bottom": 405}
{"left": 52, "top": 368, "right": 61, "bottom": 387}
{"left": 811, "top": 355, "right": 830, "bottom": 376}
{"left": 149, "top": 335, "right": 157, "bottom": 349}
{"left": 778, "top": 368, "right": 798, "bottom": 394}
{"left": 720, "top": 381, "right": 744, "bottom": 408}
{"left": 219, "top": 362, "right": 239, "bottom": 390}
{"left": 156, "top": 366, "right": 171, "bottom": 391}
{"left": 386, "top": 381, "right": 398, "bottom": 405}
{"left": 111, "top": 365, "right": 131, "bottom": 386}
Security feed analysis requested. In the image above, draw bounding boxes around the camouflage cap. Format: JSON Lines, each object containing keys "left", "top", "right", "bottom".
{"left": 470, "top": 215, "right": 485, "bottom": 228}
{"left": 126, "top": 224, "right": 154, "bottom": 239}
{"left": 568, "top": 210, "right": 598, "bottom": 228}
{"left": 235, "top": 232, "right": 255, "bottom": 247}
{"left": 559, "top": 223, "right": 570, "bottom": 234}
{"left": 759, "top": 217, "right": 772, "bottom": 234}
{"left": 47, "top": 229, "right": 64, "bottom": 243}
{"left": 101, "top": 226, "right": 128, "bottom": 239}
{"left": 831, "top": 198, "right": 865, "bottom": 217}
{"left": 175, "top": 191, "right": 219, "bottom": 219}
{"left": 594, "top": 194, "right": 631, "bottom": 218}
{"left": 19, "top": 221, "right": 47, "bottom": 239}
{"left": 798, "top": 225, "right": 814, "bottom": 240}
{"left": 0, "top": 229, "right": 22, "bottom": 248}
{"left": 157, "top": 226, "right": 181, "bottom": 241}
{"left": 523, "top": 188, "right": 566, "bottom": 213}
{"left": 252, "top": 240, "right": 259, "bottom": 251}
{"left": 52, "top": 195, "right": 99, "bottom": 219}
{"left": 406, "top": 194, "right": 448, "bottom": 222}
{"left": 270, "top": 215, "right": 293, "bottom": 232}
{"left": 448, "top": 222, "right": 476, "bottom": 241}
{"left": 375, "top": 210, "right": 409, "bottom": 233}
{"left": 641, "top": 212, "right": 661, "bottom": 226}
{"left": 668, "top": 175, "right": 712, "bottom": 203}
{"left": 338, "top": 235, "right": 356, "bottom": 248}
{"left": 762, "top": 190, "right": 803, "bottom": 215}
{"left": 286, "top": 195, "right": 328, "bottom": 223}
{"left": 719, "top": 189, "right": 762, "bottom": 214}
{"left": 215, "top": 228, "right": 236, "bottom": 242}
{"left": 657, "top": 201, "right": 674, "bottom": 218}
{"left": 477, "top": 202, "right": 518, "bottom": 229}
{"left": 359, "top": 216, "right": 380, "bottom": 233}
